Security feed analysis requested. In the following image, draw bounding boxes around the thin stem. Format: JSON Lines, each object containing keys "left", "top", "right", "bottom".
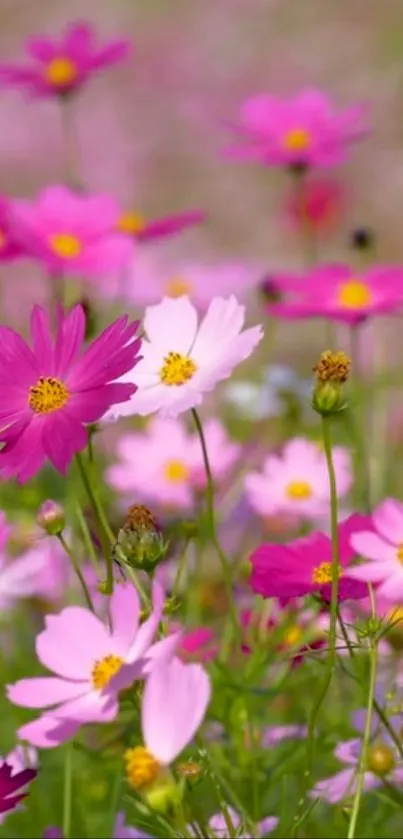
{"left": 191, "top": 409, "right": 240, "bottom": 645}
{"left": 75, "top": 501, "right": 100, "bottom": 573}
{"left": 307, "top": 415, "right": 339, "bottom": 771}
{"left": 57, "top": 533, "right": 94, "bottom": 612}
{"left": 172, "top": 538, "right": 191, "bottom": 599}
{"left": 62, "top": 742, "right": 73, "bottom": 839}
{"left": 347, "top": 589, "right": 378, "bottom": 839}
{"left": 75, "top": 451, "right": 115, "bottom": 594}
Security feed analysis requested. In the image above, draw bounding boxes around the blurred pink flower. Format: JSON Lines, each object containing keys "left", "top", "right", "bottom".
{"left": 109, "top": 256, "right": 260, "bottom": 308}
{"left": 21, "top": 536, "right": 70, "bottom": 605}
{"left": 0, "top": 198, "right": 23, "bottom": 262}
{"left": 8, "top": 581, "right": 179, "bottom": 748}
{"left": 208, "top": 808, "right": 278, "bottom": 838}
{"left": 261, "top": 724, "right": 307, "bottom": 746}
{"left": 244, "top": 437, "right": 352, "bottom": 521}
{"left": 105, "top": 296, "right": 263, "bottom": 420}
{"left": 0, "top": 304, "right": 142, "bottom": 482}
{"left": 285, "top": 177, "right": 345, "bottom": 236}
{"left": 348, "top": 498, "right": 403, "bottom": 601}
{"left": 176, "top": 625, "right": 217, "bottom": 663}
{"left": 311, "top": 737, "right": 403, "bottom": 803}
{"left": 249, "top": 514, "right": 371, "bottom": 602}
{"left": 0, "top": 512, "right": 51, "bottom": 610}
{"left": 227, "top": 88, "right": 368, "bottom": 169}
{"left": 0, "top": 745, "right": 37, "bottom": 824}
{"left": 266, "top": 264, "right": 403, "bottom": 325}
{"left": 11, "top": 186, "right": 134, "bottom": 280}
{"left": 0, "top": 22, "right": 130, "bottom": 98}
{"left": 107, "top": 417, "right": 240, "bottom": 508}
{"left": 0, "top": 755, "right": 37, "bottom": 818}
{"left": 116, "top": 209, "right": 205, "bottom": 244}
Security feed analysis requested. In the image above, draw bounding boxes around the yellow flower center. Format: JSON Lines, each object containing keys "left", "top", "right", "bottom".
{"left": 124, "top": 745, "right": 161, "bottom": 790}
{"left": 367, "top": 742, "right": 396, "bottom": 776}
{"left": 117, "top": 212, "right": 146, "bottom": 235}
{"left": 164, "top": 459, "right": 190, "bottom": 482}
{"left": 29, "top": 376, "right": 69, "bottom": 414}
{"left": 286, "top": 480, "right": 313, "bottom": 500}
{"left": 159, "top": 351, "right": 197, "bottom": 386}
{"left": 387, "top": 605, "right": 403, "bottom": 625}
{"left": 284, "top": 128, "right": 310, "bottom": 152}
{"left": 312, "top": 561, "right": 342, "bottom": 585}
{"left": 165, "top": 277, "right": 192, "bottom": 298}
{"left": 338, "top": 279, "right": 372, "bottom": 309}
{"left": 46, "top": 57, "right": 78, "bottom": 87}
{"left": 282, "top": 624, "right": 303, "bottom": 646}
{"left": 91, "top": 654, "right": 124, "bottom": 691}
{"left": 0, "top": 230, "right": 7, "bottom": 249}
{"left": 50, "top": 233, "right": 82, "bottom": 259}
{"left": 396, "top": 546, "right": 403, "bottom": 564}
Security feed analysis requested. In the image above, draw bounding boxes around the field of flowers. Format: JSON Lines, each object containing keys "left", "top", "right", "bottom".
{"left": 1, "top": 2, "right": 403, "bottom": 838}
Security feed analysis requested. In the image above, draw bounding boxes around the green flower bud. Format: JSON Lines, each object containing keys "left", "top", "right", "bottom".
{"left": 312, "top": 349, "right": 350, "bottom": 416}
{"left": 112, "top": 504, "right": 167, "bottom": 573}
{"left": 37, "top": 500, "right": 65, "bottom": 536}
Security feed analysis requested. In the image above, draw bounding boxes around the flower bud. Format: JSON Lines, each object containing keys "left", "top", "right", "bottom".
{"left": 37, "top": 500, "right": 65, "bottom": 536}
{"left": 367, "top": 742, "right": 396, "bottom": 776}
{"left": 312, "top": 350, "right": 350, "bottom": 416}
{"left": 112, "top": 504, "right": 168, "bottom": 573}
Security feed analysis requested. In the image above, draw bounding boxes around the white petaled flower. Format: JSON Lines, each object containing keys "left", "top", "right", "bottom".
{"left": 104, "top": 296, "right": 263, "bottom": 419}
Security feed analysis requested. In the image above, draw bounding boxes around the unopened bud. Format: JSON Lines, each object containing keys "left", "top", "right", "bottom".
{"left": 37, "top": 500, "right": 65, "bottom": 536}
{"left": 112, "top": 504, "right": 167, "bottom": 573}
{"left": 367, "top": 742, "right": 396, "bottom": 776}
{"left": 312, "top": 350, "right": 350, "bottom": 416}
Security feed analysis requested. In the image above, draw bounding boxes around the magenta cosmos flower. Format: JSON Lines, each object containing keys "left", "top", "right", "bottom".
{"left": 11, "top": 186, "right": 134, "bottom": 279}
{"left": 8, "top": 582, "right": 180, "bottom": 748}
{"left": 0, "top": 750, "right": 37, "bottom": 817}
{"left": 266, "top": 264, "right": 403, "bottom": 325}
{"left": 244, "top": 437, "right": 352, "bottom": 522}
{"left": 116, "top": 209, "right": 205, "bottom": 244}
{"left": 0, "top": 304, "right": 142, "bottom": 482}
{"left": 125, "top": 655, "right": 210, "bottom": 793}
{"left": 249, "top": 514, "right": 371, "bottom": 602}
{"left": 0, "top": 197, "right": 23, "bottom": 262}
{"left": 347, "top": 498, "right": 403, "bottom": 601}
{"left": 227, "top": 88, "right": 368, "bottom": 170}
{"left": 105, "top": 295, "right": 263, "bottom": 420}
{"left": 0, "top": 21, "right": 130, "bottom": 98}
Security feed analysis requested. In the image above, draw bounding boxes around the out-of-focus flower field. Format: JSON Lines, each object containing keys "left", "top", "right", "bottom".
{"left": 2, "top": 2, "right": 403, "bottom": 838}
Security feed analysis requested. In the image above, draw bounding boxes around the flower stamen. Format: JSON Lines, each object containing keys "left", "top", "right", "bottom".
{"left": 50, "top": 233, "right": 82, "bottom": 259}
{"left": 29, "top": 376, "right": 69, "bottom": 414}
{"left": 284, "top": 128, "right": 310, "bottom": 152}
{"left": 91, "top": 654, "right": 124, "bottom": 690}
{"left": 312, "top": 561, "right": 342, "bottom": 585}
{"left": 124, "top": 745, "right": 161, "bottom": 790}
{"left": 159, "top": 351, "right": 197, "bottom": 386}
{"left": 286, "top": 480, "right": 312, "bottom": 500}
{"left": 164, "top": 459, "right": 189, "bottom": 482}
{"left": 46, "top": 57, "right": 78, "bottom": 87}
{"left": 165, "top": 277, "right": 192, "bottom": 298}
{"left": 338, "top": 279, "right": 372, "bottom": 309}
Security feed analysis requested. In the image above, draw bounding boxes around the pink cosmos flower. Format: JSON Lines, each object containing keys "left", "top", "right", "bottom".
{"left": 0, "top": 304, "right": 142, "bottom": 482}
{"left": 227, "top": 88, "right": 367, "bottom": 169}
{"left": 347, "top": 498, "right": 403, "bottom": 600}
{"left": 11, "top": 186, "right": 134, "bottom": 280}
{"left": 109, "top": 256, "right": 261, "bottom": 308}
{"left": 116, "top": 209, "right": 205, "bottom": 244}
{"left": 0, "top": 756, "right": 37, "bottom": 817}
{"left": 207, "top": 808, "right": 278, "bottom": 838}
{"left": 107, "top": 417, "right": 240, "bottom": 509}
{"left": 249, "top": 514, "right": 371, "bottom": 602}
{"left": 0, "top": 22, "right": 130, "bottom": 98}
{"left": 261, "top": 724, "right": 307, "bottom": 746}
{"left": 126, "top": 656, "right": 210, "bottom": 779}
{"left": 265, "top": 264, "right": 403, "bottom": 325}
{"left": 8, "top": 581, "right": 179, "bottom": 748}
{"left": 244, "top": 438, "right": 352, "bottom": 521}
{"left": 0, "top": 512, "right": 53, "bottom": 610}
{"left": 20, "top": 536, "right": 70, "bottom": 605}
{"left": 105, "top": 296, "right": 263, "bottom": 420}
{"left": 0, "top": 198, "right": 23, "bottom": 262}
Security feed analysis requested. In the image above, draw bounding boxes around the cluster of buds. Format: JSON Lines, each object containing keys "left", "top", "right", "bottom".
{"left": 112, "top": 504, "right": 168, "bottom": 574}
{"left": 312, "top": 349, "right": 351, "bottom": 416}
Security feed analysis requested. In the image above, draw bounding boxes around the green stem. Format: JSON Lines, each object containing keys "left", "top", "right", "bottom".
{"left": 62, "top": 742, "right": 73, "bottom": 839}
{"left": 75, "top": 451, "right": 115, "bottom": 594}
{"left": 57, "top": 533, "right": 94, "bottom": 612}
{"left": 191, "top": 409, "right": 240, "bottom": 646}
{"left": 347, "top": 591, "right": 378, "bottom": 839}
{"left": 307, "top": 415, "right": 339, "bottom": 771}
{"left": 75, "top": 501, "right": 100, "bottom": 573}
{"left": 172, "top": 538, "right": 191, "bottom": 599}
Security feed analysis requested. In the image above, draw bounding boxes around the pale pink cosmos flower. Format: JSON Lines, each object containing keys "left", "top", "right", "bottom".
{"left": 348, "top": 498, "right": 403, "bottom": 600}
{"left": 206, "top": 808, "right": 278, "bottom": 838}
{"left": 261, "top": 724, "right": 307, "bottom": 746}
{"left": 227, "top": 88, "right": 368, "bottom": 169}
{"left": 0, "top": 512, "right": 52, "bottom": 610}
{"left": 107, "top": 417, "right": 240, "bottom": 509}
{"left": 244, "top": 437, "right": 352, "bottom": 522}
{"left": 0, "top": 21, "right": 130, "bottom": 98}
{"left": 8, "top": 582, "right": 179, "bottom": 748}
{"left": 0, "top": 304, "right": 142, "bottom": 482}
{"left": 105, "top": 296, "right": 263, "bottom": 420}
{"left": 311, "top": 733, "right": 403, "bottom": 803}
{"left": 108, "top": 254, "right": 261, "bottom": 308}
{"left": 266, "top": 264, "right": 403, "bottom": 325}
{"left": 125, "top": 656, "right": 210, "bottom": 785}
{"left": 20, "top": 536, "right": 70, "bottom": 605}
{"left": 11, "top": 186, "right": 134, "bottom": 280}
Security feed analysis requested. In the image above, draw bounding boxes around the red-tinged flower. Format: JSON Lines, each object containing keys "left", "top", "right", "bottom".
{"left": 179, "top": 627, "right": 217, "bottom": 663}
{"left": 0, "top": 198, "right": 22, "bottom": 262}
{"left": 285, "top": 177, "right": 345, "bottom": 236}
{"left": 266, "top": 264, "right": 403, "bottom": 325}
{"left": 249, "top": 514, "right": 372, "bottom": 603}
{"left": 0, "top": 21, "right": 130, "bottom": 99}
{"left": 0, "top": 304, "right": 142, "bottom": 482}
{"left": 0, "top": 761, "right": 36, "bottom": 815}
{"left": 116, "top": 209, "right": 205, "bottom": 243}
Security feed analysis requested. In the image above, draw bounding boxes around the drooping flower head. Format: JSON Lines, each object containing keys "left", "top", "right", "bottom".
{"left": 227, "top": 88, "right": 368, "bottom": 170}
{"left": 11, "top": 187, "right": 134, "bottom": 279}
{"left": 0, "top": 304, "right": 142, "bottom": 482}
{"left": 244, "top": 437, "right": 352, "bottom": 521}
{"left": 0, "top": 22, "right": 130, "bottom": 98}
{"left": 249, "top": 514, "right": 371, "bottom": 602}
{"left": 347, "top": 498, "right": 403, "bottom": 601}
{"left": 8, "top": 581, "right": 179, "bottom": 748}
{"left": 265, "top": 264, "right": 403, "bottom": 325}
{"left": 105, "top": 296, "right": 263, "bottom": 420}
